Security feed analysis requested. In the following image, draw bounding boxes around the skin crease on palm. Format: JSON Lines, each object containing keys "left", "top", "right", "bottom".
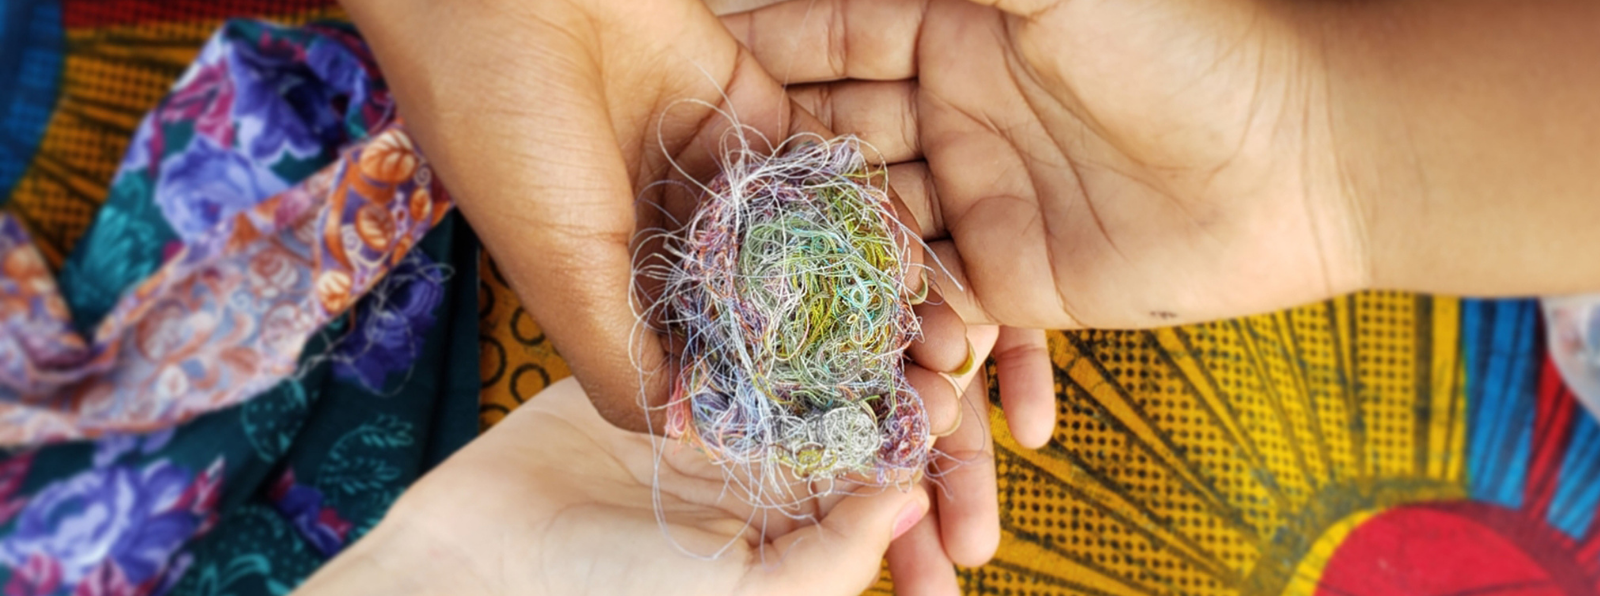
{"left": 722, "top": 0, "right": 1368, "bottom": 334}
{"left": 335, "top": 0, "right": 1053, "bottom": 592}
{"left": 295, "top": 329, "right": 1001, "bottom": 596}
{"left": 336, "top": 0, "right": 1057, "bottom": 443}
{"left": 305, "top": 0, "right": 1600, "bottom": 594}
{"left": 726, "top": 0, "right": 1600, "bottom": 327}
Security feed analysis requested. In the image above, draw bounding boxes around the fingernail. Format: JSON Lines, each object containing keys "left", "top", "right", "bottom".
{"left": 891, "top": 499, "right": 927, "bottom": 541}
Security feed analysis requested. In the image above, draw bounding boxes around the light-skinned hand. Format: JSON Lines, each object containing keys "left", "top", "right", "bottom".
{"left": 294, "top": 325, "right": 999, "bottom": 596}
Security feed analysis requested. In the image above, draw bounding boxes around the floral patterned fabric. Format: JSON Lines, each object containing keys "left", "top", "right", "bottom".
{"left": 59, "top": 19, "right": 385, "bottom": 330}
{"left": 0, "top": 126, "right": 449, "bottom": 445}
{"left": 0, "top": 19, "right": 454, "bottom": 446}
{"left": 0, "top": 19, "right": 481, "bottom": 596}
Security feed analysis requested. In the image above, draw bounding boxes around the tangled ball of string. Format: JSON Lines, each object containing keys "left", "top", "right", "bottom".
{"left": 654, "top": 135, "right": 931, "bottom": 492}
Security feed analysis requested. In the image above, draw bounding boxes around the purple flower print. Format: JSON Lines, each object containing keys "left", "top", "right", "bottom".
{"left": 0, "top": 453, "right": 33, "bottom": 526}
{"left": 160, "top": 58, "right": 236, "bottom": 152}
{"left": 68, "top": 560, "right": 136, "bottom": 596}
{"left": 154, "top": 137, "right": 287, "bottom": 241}
{"left": 226, "top": 51, "right": 327, "bottom": 165}
{"left": 91, "top": 428, "right": 175, "bottom": 469}
{"left": 4, "top": 555, "right": 61, "bottom": 596}
{"left": 306, "top": 36, "right": 367, "bottom": 104}
{"left": 268, "top": 470, "right": 352, "bottom": 557}
{"left": 0, "top": 458, "right": 224, "bottom": 590}
{"left": 147, "top": 552, "right": 192, "bottom": 596}
{"left": 333, "top": 253, "right": 445, "bottom": 391}
{"left": 225, "top": 25, "right": 370, "bottom": 166}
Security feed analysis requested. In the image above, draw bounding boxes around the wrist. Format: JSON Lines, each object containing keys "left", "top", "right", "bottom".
{"left": 1298, "top": 0, "right": 1600, "bottom": 296}
{"left": 1245, "top": 4, "right": 1378, "bottom": 300}
{"left": 293, "top": 501, "right": 507, "bottom": 596}
{"left": 1271, "top": 4, "right": 1411, "bottom": 298}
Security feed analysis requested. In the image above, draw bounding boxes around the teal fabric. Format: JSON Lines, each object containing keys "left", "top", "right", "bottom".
{"left": 0, "top": 21, "right": 480, "bottom": 596}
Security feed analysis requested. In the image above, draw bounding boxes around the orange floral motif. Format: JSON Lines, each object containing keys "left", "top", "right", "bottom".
{"left": 247, "top": 250, "right": 301, "bottom": 300}
{"left": 153, "top": 365, "right": 191, "bottom": 400}
{"left": 408, "top": 187, "right": 432, "bottom": 224}
{"left": 358, "top": 128, "right": 418, "bottom": 185}
{"left": 219, "top": 345, "right": 262, "bottom": 374}
{"left": 0, "top": 123, "right": 454, "bottom": 446}
{"left": 3, "top": 246, "right": 52, "bottom": 297}
{"left": 41, "top": 295, "right": 70, "bottom": 322}
{"left": 314, "top": 270, "right": 353, "bottom": 314}
{"left": 133, "top": 301, "right": 194, "bottom": 361}
{"left": 354, "top": 203, "right": 395, "bottom": 252}
{"left": 260, "top": 302, "right": 319, "bottom": 355}
{"left": 390, "top": 235, "right": 414, "bottom": 266}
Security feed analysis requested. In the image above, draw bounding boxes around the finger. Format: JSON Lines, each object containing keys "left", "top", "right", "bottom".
{"left": 720, "top": 0, "right": 927, "bottom": 84}
{"left": 909, "top": 295, "right": 970, "bottom": 374}
{"left": 647, "top": 57, "right": 832, "bottom": 201}
{"left": 886, "top": 499, "right": 961, "bottom": 596}
{"left": 632, "top": 199, "right": 690, "bottom": 346}
{"left": 993, "top": 327, "right": 1055, "bottom": 449}
{"left": 789, "top": 81, "right": 921, "bottom": 163}
{"left": 878, "top": 167, "right": 933, "bottom": 308}
{"left": 963, "top": 0, "right": 1059, "bottom": 18}
{"left": 907, "top": 365, "right": 962, "bottom": 438}
{"left": 889, "top": 161, "right": 944, "bottom": 243}
{"left": 612, "top": 50, "right": 841, "bottom": 433}
{"left": 889, "top": 154, "right": 1088, "bottom": 331}
{"left": 924, "top": 240, "right": 989, "bottom": 325}
{"left": 761, "top": 486, "right": 929, "bottom": 596}
{"left": 704, "top": 0, "right": 790, "bottom": 15}
{"left": 382, "top": 76, "right": 671, "bottom": 433}
{"left": 475, "top": 182, "right": 669, "bottom": 435}
{"left": 925, "top": 239, "right": 1087, "bottom": 330}
{"left": 930, "top": 327, "right": 1001, "bottom": 568}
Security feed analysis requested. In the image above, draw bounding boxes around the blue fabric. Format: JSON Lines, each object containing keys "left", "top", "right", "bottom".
{"left": 0, "top": 21, "right": 480, "bottom": 596}
{"left": 0, "top": 0, "right": 62, "bottom": 200}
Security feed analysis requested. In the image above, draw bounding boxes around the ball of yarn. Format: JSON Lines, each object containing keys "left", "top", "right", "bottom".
{"left": 658, "top": 135, "right": 930, "bottom": 488}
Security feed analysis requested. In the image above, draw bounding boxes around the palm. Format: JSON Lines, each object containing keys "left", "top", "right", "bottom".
{"left": 923, "top": 0, "right": 1366, "bottom": 329}
{"left": 736, "top": 0, "right": 1365, "bottom": 330}
{"left": 349, "top": 0, "right": 803, "bottom": 430}
{"left": 385, "top": 379, "right": 892, "bottom": 596}
{"left": 350, "top": 1, "right": 1043, "bottom": 592}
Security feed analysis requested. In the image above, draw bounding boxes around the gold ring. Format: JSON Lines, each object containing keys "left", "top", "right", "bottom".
{"left": 949, "top": 339, "right": 976, "bottom": 377}
{"left": 908, "top": 274, "right": 931, "bottom": 306}
{"left": 932, "top": 371, "right": 966, "bottom": 437}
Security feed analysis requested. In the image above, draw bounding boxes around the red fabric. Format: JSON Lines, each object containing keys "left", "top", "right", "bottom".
{"left": 1527, "top": 358, "right": 1580, "bottom": 524}
{"left": 1317, "top": 503, "right": 1596, "bottom": 596}
{"left": 63, "top": 0, "right": 335, "bottom": 29}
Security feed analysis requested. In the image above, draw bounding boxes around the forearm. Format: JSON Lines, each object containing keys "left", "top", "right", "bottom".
{"left": 1310, "top": 0, "right": 1600, "bottom": 296}
{"left": 293, "top": 510, "right": 501, "bottom": 596}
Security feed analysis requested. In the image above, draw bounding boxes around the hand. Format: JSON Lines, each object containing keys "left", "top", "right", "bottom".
{"left": 338, "top": 0, "right": 1017, "bottom": 589}
{"left": 339, "top": 0, "right": 983, "bottom": 439}
{"left": 339, "top": 0, "right": 821, "bottom": 430}
{"left": 725, "top": 0, "right": 1364, "bottom": 332}
{"left": 294, "top": 377, "right": 929, "bottom": 596}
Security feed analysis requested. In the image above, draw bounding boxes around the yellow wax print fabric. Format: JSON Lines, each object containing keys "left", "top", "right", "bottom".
{"left": 486, "top": 271, "right": 1572, "bottom": 594}
{"left": 5, "top": 1, "right": 346, "bottom": 269}
{"left": 16, "top": 4, "right": 1584, "bottom": 593}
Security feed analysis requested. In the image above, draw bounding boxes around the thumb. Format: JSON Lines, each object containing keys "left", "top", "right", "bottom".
{"left": 752, "top": 486, "right": 930, "bottom": 596}
{"left": 965, "top": 0, "right": 1058, "bottom": 18}
{"left": 344, "top": 0, "right": 672, "bottom": 433}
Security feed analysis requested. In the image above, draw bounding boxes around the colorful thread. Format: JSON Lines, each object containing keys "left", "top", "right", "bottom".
{"left": 639, "top": 132, "right": 932, "bottom": 501}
